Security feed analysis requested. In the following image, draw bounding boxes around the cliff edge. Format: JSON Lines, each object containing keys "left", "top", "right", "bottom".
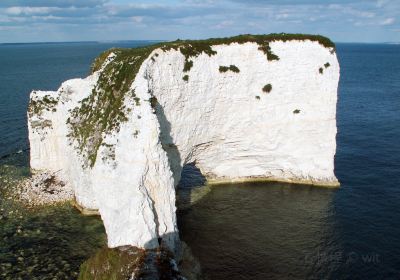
{"left": 27, "top": 34, "right": 340, "bottom": 252}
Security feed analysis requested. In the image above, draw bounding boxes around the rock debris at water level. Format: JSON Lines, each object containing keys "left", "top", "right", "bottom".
{"left": 27, "top": 34, "right": 340, "bottom": 276}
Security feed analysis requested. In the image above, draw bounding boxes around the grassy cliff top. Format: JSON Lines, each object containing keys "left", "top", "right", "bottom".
{"left": 91, "top": 33, "right": 335, "bottom": 73}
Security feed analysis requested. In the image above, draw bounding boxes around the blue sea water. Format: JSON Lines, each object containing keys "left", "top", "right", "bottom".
{"left": 0, "top": 42, "right": 399, "bottom": 279}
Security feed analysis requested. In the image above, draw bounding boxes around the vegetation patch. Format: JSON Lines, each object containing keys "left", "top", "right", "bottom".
{"left": 30, "top": 119, "right": 53, "bottom": 130}
{"left": 158, "top": 33, "right": 335, "bottom": 74}
{"left": 90, "top": 48, "right": 118, "bottom": 73}
{"left": 324, "top": 62, "right": 330, "bottom": 68}
{"left": 68, "top": 46, "right": 156, "bottom": 168}
{"left": 219, "top": 65, "right": 240, "bottom": 73}
{"left": 255, "top": 95, "right": 261, "bottom": 100}
{"left": 293, "top": 109, "right": 301, "bottom": 114}
{"left": 67, "top": 33, "right": 335, "bottom": 168}
{"left": 183, "top": 60, "right": 194, "bottom": 72}
{"left": 262, "top": 84, "right": 272, "bottom": 93}
{"left": 183, "top": 75, "right": 189, "bottom": 82}
{"left": 319, "top": 67, "right": 324, "bottom": 74}
{"left": 149, "top": 96, "right": 158, "bottom": 109}
{"left": 28, "top": 93, "right": 59, "bottom": 118}
{"left": 219, "top": 66, "right": 229, "bottom": 72}
{"left": 100, "top": 143, "right": 116, "bottom": 165}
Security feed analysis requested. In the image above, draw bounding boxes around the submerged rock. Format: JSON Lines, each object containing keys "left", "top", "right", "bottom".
{"left": 78, "top": 246, "right": 186, "bottom": 280}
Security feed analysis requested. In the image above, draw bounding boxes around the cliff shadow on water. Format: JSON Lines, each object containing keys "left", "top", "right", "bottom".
{"left": 177, "top": 180, "right": 339, "bottom": 280}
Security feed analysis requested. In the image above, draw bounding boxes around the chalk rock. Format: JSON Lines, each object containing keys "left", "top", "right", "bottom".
{"left": 27, "top": 35, "right": 340, "bottom": 251}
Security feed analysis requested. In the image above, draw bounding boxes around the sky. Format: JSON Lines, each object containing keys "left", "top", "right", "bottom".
{"left": 0, "top": 0, "right": 399, "bottom": 43}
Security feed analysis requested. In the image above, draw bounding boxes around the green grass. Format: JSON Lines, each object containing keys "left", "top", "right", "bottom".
{"left": 219, "top": 66, "right": 229, "bottom": 72}
{"left": 90, "top": 48, "right": 118, "bottom": 73}
{"left": 219, "top": 65, "right": 240, "bottom": 73}
{"left": 68, "top": 46, "right": 156, "bottom": 167}
{"left": 229, "top": 65, "right": 240, "bottom": 73}
{"left": 68, "top": 33, "right": 335, "bottom": 168}
{"left": 149, "top": 96, "right": 158, "bottom": 109}
{"left": 183, "top": 60, "right": 194, "bottom": 72}
{"left": 262, "top": 84, "right": 272, "bottom": 93}
{"left": 28, "top": 93, "right": 59, "bottom": 118}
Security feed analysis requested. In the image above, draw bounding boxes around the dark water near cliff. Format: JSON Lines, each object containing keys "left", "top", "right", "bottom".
{"left": 1, "top": 42, "right": 400, "bottom": 279}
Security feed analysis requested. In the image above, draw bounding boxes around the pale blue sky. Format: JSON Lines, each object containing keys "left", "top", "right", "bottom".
{"left": 0, "top": 0, "right": 399, "bottom": 43}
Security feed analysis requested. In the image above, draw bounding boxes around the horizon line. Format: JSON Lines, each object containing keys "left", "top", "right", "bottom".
{"left": 0, "top": 39, "right": 166, "bottom": 45}
{"left": 0, "top": 39, "right": 399, "bottom": 45}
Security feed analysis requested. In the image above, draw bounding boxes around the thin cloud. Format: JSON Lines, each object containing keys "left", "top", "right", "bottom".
{"left": 5, "top": 7, "right": 56, "bottom": 15}
{"left": 0, "top": 0, "right": 398, "bottom": 43}
{"left": 380, "top": 17, "right": 395, "bottom": 25}
{"left": 0, "top": 0, "right": 106, "bottom": 8}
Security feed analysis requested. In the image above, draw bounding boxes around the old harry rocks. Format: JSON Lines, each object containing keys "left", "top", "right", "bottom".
{"left": 27, "top": 34, "right": 340, "bottom": 251}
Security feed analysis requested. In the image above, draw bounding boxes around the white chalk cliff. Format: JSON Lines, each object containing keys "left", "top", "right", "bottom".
{"left": 27, "top": 35, "right": 340, "bottom": 252}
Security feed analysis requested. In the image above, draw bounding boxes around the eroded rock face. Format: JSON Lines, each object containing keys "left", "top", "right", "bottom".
{"left": 28, "top": 35, "right": 340, "bottom": 252}
{"left": 148, "top": 41, "right": 339, "bottom": 186}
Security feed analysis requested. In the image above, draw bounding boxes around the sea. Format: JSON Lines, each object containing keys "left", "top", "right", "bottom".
{"left": 0, "top": 41, "right": 399, "bottom": 279}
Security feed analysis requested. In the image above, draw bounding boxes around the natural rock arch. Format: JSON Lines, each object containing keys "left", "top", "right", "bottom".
{"left": 28, "top": 36, "right": 339, "bottom": 253}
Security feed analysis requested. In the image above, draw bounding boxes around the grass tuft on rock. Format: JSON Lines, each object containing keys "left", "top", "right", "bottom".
{"left": 262, "top": 84, "right": 272, "bottom": 93}
{"left": 68, "top": 46, "right": 156, "bottom": 168}
{"left": 28, "top": 93, "right": 59, "bottom": 118}
{"left": 219, "top": 65, "right": 240, "bottom": 73}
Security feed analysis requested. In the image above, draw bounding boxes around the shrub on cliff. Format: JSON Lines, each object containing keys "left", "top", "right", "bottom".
{"left": 219, "top": 65, "right": 240, "bottom": 73}
{"left": 263, "top": 84, "right": 272, "bottom": 93}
